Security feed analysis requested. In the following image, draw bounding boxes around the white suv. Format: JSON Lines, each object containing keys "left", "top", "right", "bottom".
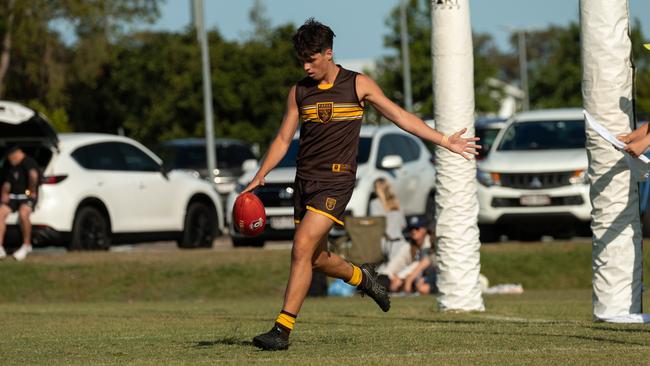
{"left": 476, "top": 108, "right": 591, "bottom": 240}
{"left": 0, "top": 101, "right": 224, "bottom": 250}
{"left": 227, "top": 124, "right": 437, "bottom": 247}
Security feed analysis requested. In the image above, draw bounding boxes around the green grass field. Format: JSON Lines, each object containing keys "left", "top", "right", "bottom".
{"left": 1, "top": 241, "right": 650, "bottom": 365}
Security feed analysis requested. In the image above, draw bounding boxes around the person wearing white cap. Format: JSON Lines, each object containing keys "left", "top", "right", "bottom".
{"left": 377, "top": 215, "right": 434, "bottom": 293}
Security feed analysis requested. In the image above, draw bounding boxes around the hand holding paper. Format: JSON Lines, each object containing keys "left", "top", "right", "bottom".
{"left": 583, "top": 110, "right": 650, "bottom": 163}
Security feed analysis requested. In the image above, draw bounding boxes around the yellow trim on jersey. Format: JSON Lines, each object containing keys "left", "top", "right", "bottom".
{"left": 300, "top": 111, "right": 363, "bottom": 117}
{"left": 318, "top": 83, "right": 334, "bottom": 90}
{"left": 300, "top": 103, "right": 363, "bottom": 123}
{"left": 300, "top": 104, "right": 362, "bottom": 111}
{"left": 331, "top": 111, "right": 364, "bottom": 118}
{"left": 306, "top": 205, "right": 344, "bottom": 226}
{"left": 301, "top": 102, "right": 359, "bottom": 108}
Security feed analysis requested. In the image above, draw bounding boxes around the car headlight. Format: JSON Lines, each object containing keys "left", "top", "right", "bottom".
{"left": 569, "top": 170, "right": 588, "bottom": 185}
{"left": 477, "top": 169, "right": 501, "bottom": 187}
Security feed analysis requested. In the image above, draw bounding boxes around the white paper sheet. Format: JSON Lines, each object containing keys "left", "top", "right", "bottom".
{"left": 584, "top": 109, "right": 650, "bottom": 163}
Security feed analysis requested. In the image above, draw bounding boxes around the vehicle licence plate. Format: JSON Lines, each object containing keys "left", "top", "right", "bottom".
{"left": 216, "top": 183, "right": 236, "bottom": 194}
{"left": 519, "top": 195, "right": 551, "bottom": 206}
{"left": 269, "top": 216, "right": 295, "bottom": 229}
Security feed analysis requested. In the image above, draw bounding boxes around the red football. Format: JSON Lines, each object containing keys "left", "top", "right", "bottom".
{"left": 232, "top": 192, "right": 266, "bottom": 237}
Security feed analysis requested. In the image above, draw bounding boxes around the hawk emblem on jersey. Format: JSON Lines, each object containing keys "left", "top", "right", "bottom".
{"left": 325, "top": 197, "right": 337, "bottom": 211}
{"left": 317, "top": 102, "right": 334, "bottom": 123}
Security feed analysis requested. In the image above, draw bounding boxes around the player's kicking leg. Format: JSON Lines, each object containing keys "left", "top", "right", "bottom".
{"left": 253, "top": 211, "right": 389, "bottom": 351}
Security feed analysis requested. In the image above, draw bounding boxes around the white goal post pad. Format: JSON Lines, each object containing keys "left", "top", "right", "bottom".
{"left": 431, "top": 0, "right": 484, "bottom": 312}
{"left": 581, "top": 0, "right": 644, "bottom": 321}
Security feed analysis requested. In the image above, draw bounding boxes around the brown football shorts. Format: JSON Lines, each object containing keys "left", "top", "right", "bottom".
{"left": 293, "top": 178, "right": 355, "bottom": 227}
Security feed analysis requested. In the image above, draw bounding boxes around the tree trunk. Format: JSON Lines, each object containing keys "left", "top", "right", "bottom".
{"left": 0, "top": 0, "right": 17, "bottom": 99}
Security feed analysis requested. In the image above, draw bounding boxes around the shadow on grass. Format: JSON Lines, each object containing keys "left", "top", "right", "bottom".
{"left": 442, "top": 328, "right": 649, "bottom": 347}
{"left": 335, "top": 313, "right": 484, "bottom": 325}
{"left": 193, "top": 337, "right": 253, "bottom": 348}
{"left": 589, "top": 326, "right": 650, "bottom": 334}
{"left": 563, "top": 334, "right": 648, "bottom": 346}
{"left": 332, "top": 314, "right": 649, "bottom": 347}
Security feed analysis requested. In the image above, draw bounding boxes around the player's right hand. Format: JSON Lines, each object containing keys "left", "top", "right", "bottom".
{"left": 617, "top": 133, "right": 632, "bottom": 144}
{"left": 447, "top": 128, "right": 481, "bottom": 160}
{"left": 241, "top": 175, "right": 265, "bottom": 194}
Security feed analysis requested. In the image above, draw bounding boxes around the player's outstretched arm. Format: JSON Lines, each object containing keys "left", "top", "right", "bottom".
{"left": 356, "top": 74, "right": 480, "bottom": 160}
{"left": 241, "top": 86, "right": 300, "bottom": 194}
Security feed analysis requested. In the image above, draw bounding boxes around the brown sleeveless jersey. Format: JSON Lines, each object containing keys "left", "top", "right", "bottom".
{"left": 295, "top": 66, "right": 364, "bottom": 182}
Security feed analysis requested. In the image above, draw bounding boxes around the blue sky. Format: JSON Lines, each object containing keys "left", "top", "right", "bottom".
{"left": 138, "top": 0, "right": 650, "bottom": 61}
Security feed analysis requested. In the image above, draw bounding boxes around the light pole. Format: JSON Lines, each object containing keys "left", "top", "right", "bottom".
{"left": 192, "top": 0, "right": 217, "bottom": 184}
{"left": 400, "top": 0, "right": 413, "bottom": 112}
{"left": 502, "top": 26, "right": 534, "bottom": 111}
{"left": 517, "top": 30, "right": 530, "bottom": 111}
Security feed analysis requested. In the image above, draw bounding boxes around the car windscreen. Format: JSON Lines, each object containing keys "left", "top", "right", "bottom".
{"left": 276, "top": 137, "right": 372, "bottom": 167}
{"left": 497, "top": 119, "right": 585, "bottom": 151}
{"left": 476, "top": 127, "right": 501, "bottom": 158}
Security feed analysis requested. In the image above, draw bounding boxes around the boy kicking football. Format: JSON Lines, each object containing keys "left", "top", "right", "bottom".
{"left": 241, "top": 18, "right": 479, "bottom": 351}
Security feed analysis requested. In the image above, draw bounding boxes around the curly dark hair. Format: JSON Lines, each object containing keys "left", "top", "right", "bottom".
{"left": 292, "top": 18, "right": 336, "bottom": 61}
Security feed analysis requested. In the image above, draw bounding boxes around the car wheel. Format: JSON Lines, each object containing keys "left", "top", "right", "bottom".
{"left": 479, "top": 224, "right": 500, "bottom": 243}
{"left": 517, "top": 231, "right": 542, "bottom": 242}
{"left": 553, "top": 230, "right": 575, "bottom": 240}
{"left": 231, "top": 237, "right": 265, "bottom": 247}
{"left": 178, "top": 202, "right": 217, "bottom": 249}
{"left": 70, "top": 206, "right": 111, "bottom": 251}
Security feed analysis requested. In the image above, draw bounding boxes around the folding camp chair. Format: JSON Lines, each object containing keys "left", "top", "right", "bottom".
{"left": 331, "top": 216, "right": 385, "bottom": 265}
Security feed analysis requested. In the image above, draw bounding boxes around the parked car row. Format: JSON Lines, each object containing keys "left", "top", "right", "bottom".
{"left": 226, "top": 124, "right": 438, "bottom": 247}
{"left": 4, "top": 99, "right": 648, "bottom": 250}
{"left": 230, "top": 108, "right": 650, "bottom": 245}
{"left": 1, "top": 101, "right": 225, "bottom": 250}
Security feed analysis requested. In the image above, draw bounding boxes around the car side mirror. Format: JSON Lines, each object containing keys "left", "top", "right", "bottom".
{"left": 242, "top": 159, "right": 257, "bottom": 172}
{"left": 160, "top": 163, "right": 170, "bottom": 179}
{"left": 380, "top": 155, "right": 403, "bottom": 170}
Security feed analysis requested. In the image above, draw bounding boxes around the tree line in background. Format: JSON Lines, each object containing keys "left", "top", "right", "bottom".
{"left": 1, "top": 0, "right": 650, "bottom": 152}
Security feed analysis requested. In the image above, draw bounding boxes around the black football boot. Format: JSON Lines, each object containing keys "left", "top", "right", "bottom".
{"left": 357, "top": 263, "right": 391, "bottom": 312}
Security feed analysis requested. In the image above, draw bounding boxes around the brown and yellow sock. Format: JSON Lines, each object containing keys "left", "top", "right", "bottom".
{"left": 274, "top": 310, "right": 297, "bottom": 338}
{"left": 346, "top": 264, "right": 363, "bottom": 287}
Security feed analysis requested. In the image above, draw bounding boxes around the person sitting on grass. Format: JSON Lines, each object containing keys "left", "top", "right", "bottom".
{"left": 379, "top": 215, "right": 436, "bottom": 294}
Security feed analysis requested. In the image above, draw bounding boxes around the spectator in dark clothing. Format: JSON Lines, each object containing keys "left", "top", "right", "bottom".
{"left": 402, "top": 216, "right": 438, "bottom": 295}
{"left": 0, "top": 147, "right": 41, "bottom": 261}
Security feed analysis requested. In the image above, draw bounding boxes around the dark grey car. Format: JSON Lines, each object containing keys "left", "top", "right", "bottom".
{"left": 157, "top": 138, "right": 258, "bottom": 202}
